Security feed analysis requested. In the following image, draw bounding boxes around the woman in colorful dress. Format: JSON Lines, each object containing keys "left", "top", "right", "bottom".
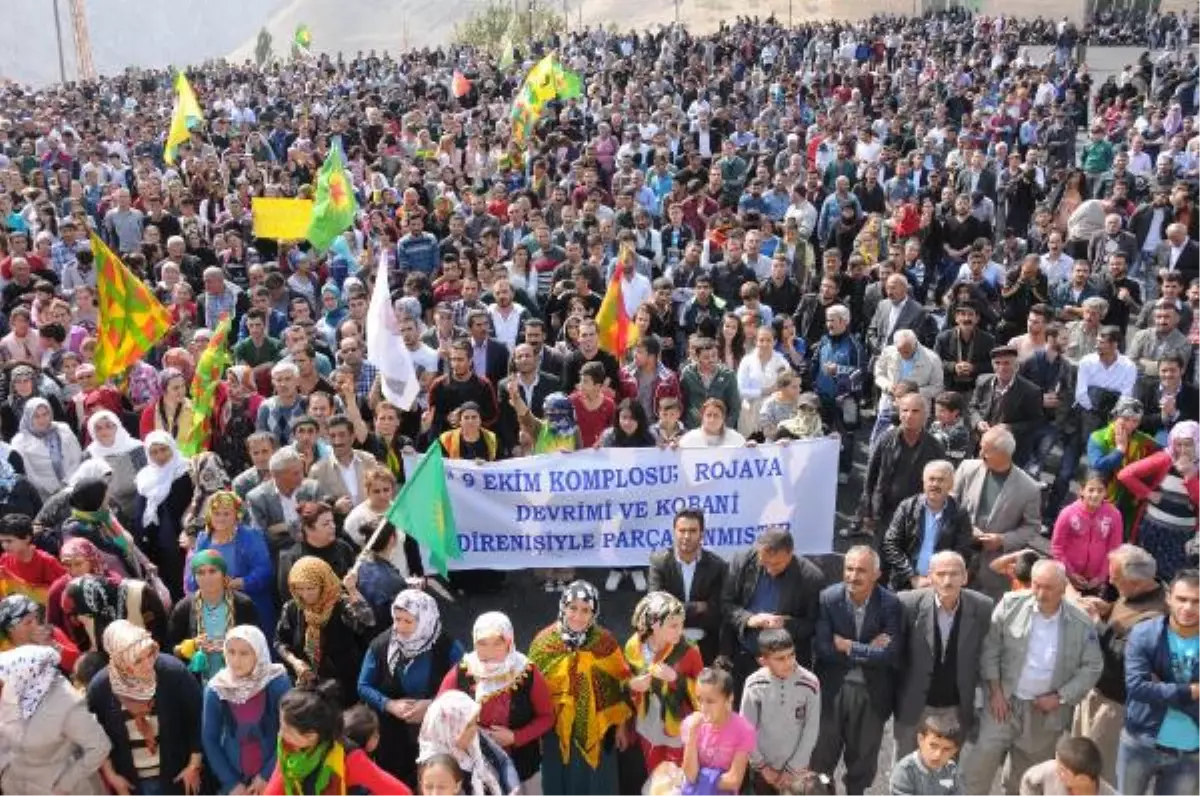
{"left": 625, "top": 591, "right": 703, "bottom": 772}
{"left": 185, "top": 491, "right": 276, "bottom": 641}
{"left": 201, "top": 625, "right": 292, "bottom": 795}
{"left": 358, "top": 588, "right": 464, "bottom": 785}
{"left": 168, "top": 550, "right": 259, "bottom": 684}
{"left": 438, "top": 611, "right": 554, "bottom": 793}
{"left": 417, "top": 689, "right": 520, "bottom": 795}
{"left": 87, "top": 620, "right": 204, "bottom": 796}
{"left": 529, "top": 580, "right": 633, "bottom": 795}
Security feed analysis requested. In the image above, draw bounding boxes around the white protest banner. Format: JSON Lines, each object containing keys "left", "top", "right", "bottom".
{"left": 405, "top": 439, "right": 838, "bottom": 570}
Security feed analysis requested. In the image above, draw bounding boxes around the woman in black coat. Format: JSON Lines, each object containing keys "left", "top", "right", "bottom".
{"left": 133, "top": 432, "right": 195, "bottom": 601}
{"left": 86, "top": 619, "right": 204, "bottom": 796}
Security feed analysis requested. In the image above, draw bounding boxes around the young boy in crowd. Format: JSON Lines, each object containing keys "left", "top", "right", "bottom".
{"left": 889, "top": 714, "right": 965, "bottom": 795}
{"left": 342, "top": 704, "right": 381, "bottom": 755}
{"left": 0, "top": 514, "right": 67, "bottom": 605}
{"left": 1019, "top": 736, "right": 1115, "bottom": 795}
{"left": 739, "top": 629, "right": 821, "bottom": 794}
{"left": 929, "top": 391, "right": 972, "bottom": 465}
{"left": 650, "top": 397, "right": 686, "bottom": 446}
{"left": 569, "top": 360, "right": 616, "bottom": 447}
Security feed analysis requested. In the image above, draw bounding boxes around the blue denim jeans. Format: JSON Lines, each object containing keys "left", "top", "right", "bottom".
{"left": 1022, "top": 423, "right": 1059, "bottom": 478}
{"left": 1117, "top": 730, "right": 1200, "bottom": 796}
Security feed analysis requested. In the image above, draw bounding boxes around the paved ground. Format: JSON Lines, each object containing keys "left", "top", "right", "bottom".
{"left": 427, "top": 44, "right": 1157, "bottom": 794}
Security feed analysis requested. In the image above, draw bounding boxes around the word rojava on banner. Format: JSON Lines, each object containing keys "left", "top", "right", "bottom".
{"left": 405, "top": 439, "right": 838, "bottom": 570}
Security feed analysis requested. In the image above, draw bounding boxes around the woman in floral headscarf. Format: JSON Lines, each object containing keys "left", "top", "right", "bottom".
{"left": 417, "top": 689, "right": 519, "bottom": 795}
{"left": 275, "top": 556, "right": 374, "bottom": 710}
{"left": 1119, "top": 420, "right": 1200, "bottom": 581}
{"left": 60, "top": 474, "right": 154, "bottom": 582}
{"left": 0, "top": 646, "right": 110, "bottom": 794}
{"left": 201, "top": 625, "right": 292, "bottom": 795}
{"left": 438, "top": 611, "right": 554, "bottom": 792}
{"left": 358, "top": 588, "right": 464, "bottom": 784}
{"left": 45, "top": 536, "right": 120, "bottom": 636}
{"left": 137, "top": 367, "right": 194, "bottom": 442}
{"left": 624, "top": 591, "right": 703, "bottom": 772}
{"left": 88, "top": 620, "right": 203, "bottom": 795}
{"left": 186, "top": 490, "right": 276, "bottom": 640}
{"left": 529, "top": 580, "right": 633, "bottom": 795}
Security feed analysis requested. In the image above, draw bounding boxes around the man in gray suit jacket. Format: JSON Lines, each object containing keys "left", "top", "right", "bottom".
{"left": 245, "top": 447, "right": 326, "bottom": 563}
{"left": 964, "top": 559, "right": 1102, "bottom": 795}
{"left": 867, "top": 274, "right": 934, "bottom": 355}
{"left": 894, "top": 551, "right": 994, "bottom": 761}
{"left": 950, "top": 426, "right": 1042, "bottom": 600}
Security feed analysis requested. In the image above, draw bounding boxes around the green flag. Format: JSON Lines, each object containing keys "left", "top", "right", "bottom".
{"left": 306, "top": 139, "right": 357, "bottom": 251}
{"left": 385, "top": 446, "right": 460, "bottom": 575}
{"left": 553, "top": 64, "right": 583, "bottom": 100}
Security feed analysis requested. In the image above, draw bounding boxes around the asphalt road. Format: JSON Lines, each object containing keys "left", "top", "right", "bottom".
{"left": 427, "top": 44, "right": 1156, "bottom": 793}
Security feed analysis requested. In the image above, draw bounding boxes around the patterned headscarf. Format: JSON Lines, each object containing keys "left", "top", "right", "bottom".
{"left": 287, "top": 557, "right": 342, "bottom": 668}
{"left": 102, "top": 619, "right": 159, "bottom": 701}
{"left": 0, "top": 595, "right": 42, "bottom": 637}
{"left": 417, "top": 690, "right": 502, "bottom": 796}
{"left": 1168, "top": 421, "right": 1199, "bottom": 465}
{"left": 462, "top": 611, "right": 529, "bottom": 704}
{"left": 60, "top": 538, "right": 108, "bottom": 576}
{"left": 557, "top": 580, "right": 599, "bottom": 650}
{"left": 204, "top": 490, "right": 243, "bottom": 528}
{"left": 631, "top": 591, "right": 685, "bottom": 641}
{"left": 388, "top": 589, "right": 441, "bottom": 671}
{"left": 0, "top": 646, "right": 61, "bottom": 719}
{"left": 207, "top": 625, "right": 289, "bottom": 705}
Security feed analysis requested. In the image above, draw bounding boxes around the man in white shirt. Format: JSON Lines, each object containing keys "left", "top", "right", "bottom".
{"left": 965, "top": 560, "right": 1103, "bottom": 794}
{"left": 1075, "top": 325, "right": 1138, "bottom": 432}
{"left": 396, "top": 313, "right": 440, "bottom": 375}
{"left": 615, "top": 246, "right": 653, "bottom": 318}
{"left": 486, "top": 278, "right": 527, "bottom": 350}
{"left": 1039, "top": 233, "right": 1073, "bottom": 285}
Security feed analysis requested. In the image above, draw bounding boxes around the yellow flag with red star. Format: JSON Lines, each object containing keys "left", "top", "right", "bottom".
{"left": 90, "top": 233, "right": 172, "bottom": 383}
{"left": 306, "top": 138, "right": 357, "bottom": 251}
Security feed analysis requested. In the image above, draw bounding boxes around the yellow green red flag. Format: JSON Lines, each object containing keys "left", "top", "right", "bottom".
{"left": 91, "top": 233, "right": 172, "bottom": 383}
{"left": 306, "top": 138, "right": 357, "bottom": 251}
{"left": 178, "top": 314, "right": 232, "bottom": 457}
{"left": 595, "top": 245, "right": 641, "bottom": 359}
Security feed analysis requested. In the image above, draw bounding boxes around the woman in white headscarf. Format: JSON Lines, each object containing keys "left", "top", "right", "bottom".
{"left": 437, "top": 611, "right": 554, "bottom": 793}
{"left": 11, "top": 397, "right": 83, "bottom": 499}
{"left": 0, "top": 646, "right": 111, "bottom": 794}
{"left": 82, "top": 409, "right": 147, "bottom": 521}
{"left": 357, "top": 588, "right": 464, "bottom": 784}
{"left": 134, "top": 431, "right": 195, "bottom": 600}
{"left": 418, "top": 689, "right": 519, "bottom": 796}
{"left": 201, "top": 625, "right": 292, "bottom": 795}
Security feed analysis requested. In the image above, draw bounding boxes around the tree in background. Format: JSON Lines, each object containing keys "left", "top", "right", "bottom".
{"left": 454, "top": 1, "right": 566, "bottom": 58}
{"left": 255, "top": 28, "right": 273, "bottom": 68}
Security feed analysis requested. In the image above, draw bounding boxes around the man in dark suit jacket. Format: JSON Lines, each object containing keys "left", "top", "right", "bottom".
{"left": 893, "top": 552, "right": 994, "bottom": 761}
{"left": 496, "top": 343, "right": 562, "bottom": 456}
{"left": 968, "top": 345, "right": 1045, "bottom": 461}
{"left": 647, "top": 509, "right": 727, "bottom": 663}
{"left": 465, "top": 308, "right": 510, "bottom": 386}
{"left": 955, "top": 153, "right": 998, "bottom": 201}
{"left": 868, "top": 274, "right": 933, "bottom": 354}
{"left": 1138, "top": 354, "right": 1199, "bottom": 443}
{"left": 721, "top": 529, "right": 824, "bottom": 684}
{"left": 1152, "top": 225, "right": 1200, "bottom": 287}
{"left": 521, "top": 319, "right": 564, "bottom": 378}
{"left": 809, "top": 546, "right": 904, "bottom": 796}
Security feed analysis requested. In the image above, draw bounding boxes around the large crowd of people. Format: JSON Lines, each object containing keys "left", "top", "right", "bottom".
{"left": 0, "top": 6, "right": 1198, "bottom": 795}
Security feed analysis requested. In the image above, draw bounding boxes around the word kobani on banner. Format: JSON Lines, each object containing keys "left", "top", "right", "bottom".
{"left": 404, "top": 440, "right": 838, "bottom": 570}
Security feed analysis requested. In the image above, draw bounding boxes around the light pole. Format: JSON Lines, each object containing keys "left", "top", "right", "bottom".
{"left": 52, "top": 0, "right": 68, "bottom": 84}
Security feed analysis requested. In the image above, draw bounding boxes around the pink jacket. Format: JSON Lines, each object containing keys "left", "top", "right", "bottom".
{"left": 1051, "top": 500, "right": 1124, "bottom": 584}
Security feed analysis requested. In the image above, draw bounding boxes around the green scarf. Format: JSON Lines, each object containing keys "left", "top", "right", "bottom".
{"left": 70, "top": 508, "right": 129, "bottom": 552}
{"left": 278, "top": 739, "right": 345, "bottom": 795}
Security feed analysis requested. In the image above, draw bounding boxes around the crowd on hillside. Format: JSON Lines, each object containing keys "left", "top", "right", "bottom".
{"left": 0, "top": 6, "right": 1198, "bottom": 796}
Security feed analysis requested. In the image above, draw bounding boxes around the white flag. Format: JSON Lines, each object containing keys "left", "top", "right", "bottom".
{"left": 366, "top": 266, "right": 419, "bottom": 411}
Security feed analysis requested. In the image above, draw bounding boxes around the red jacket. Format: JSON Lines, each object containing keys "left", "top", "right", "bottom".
{"left": 1117, "top": 450, "right": 1200, "bottom": 540}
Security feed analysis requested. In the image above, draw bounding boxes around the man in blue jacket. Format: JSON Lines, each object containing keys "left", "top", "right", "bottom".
{"left": 1119, "top": 568, "right": 1200, "bottom": 796}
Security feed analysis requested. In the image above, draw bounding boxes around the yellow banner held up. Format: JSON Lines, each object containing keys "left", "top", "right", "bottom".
{"left": 252, "top": 197, "right": 315, "bottom": 240}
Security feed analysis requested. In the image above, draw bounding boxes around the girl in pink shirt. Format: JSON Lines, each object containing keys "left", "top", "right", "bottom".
{"left": 681, "top": 667, "right": 755, "bottom": 795}
{"left": 1050, "top": 472, "right": 1124, "bottom": 595}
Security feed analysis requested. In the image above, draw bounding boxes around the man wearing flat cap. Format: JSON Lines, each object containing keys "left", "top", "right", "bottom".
{"left": 968, "top": 345, "right": 1044, "bottom": 462}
